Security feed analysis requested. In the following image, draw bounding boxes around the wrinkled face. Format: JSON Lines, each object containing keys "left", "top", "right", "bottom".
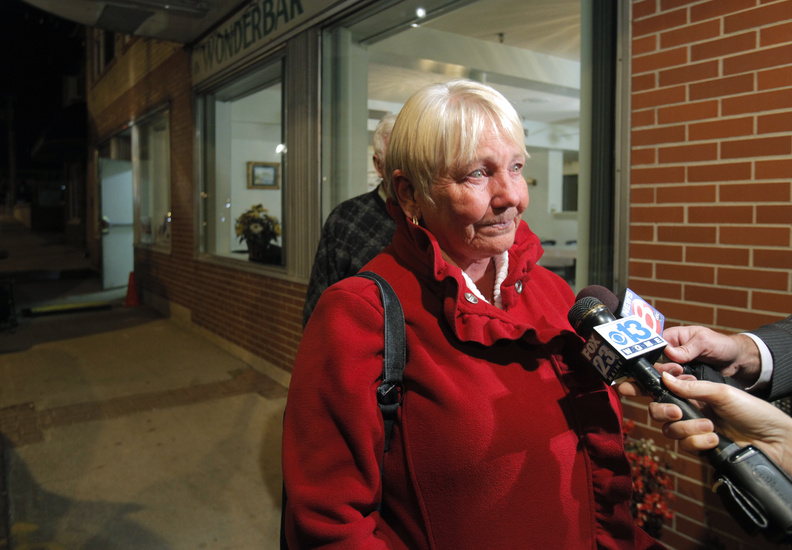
{"left": 417, "top": 125, "right": 529, "bottom": 269}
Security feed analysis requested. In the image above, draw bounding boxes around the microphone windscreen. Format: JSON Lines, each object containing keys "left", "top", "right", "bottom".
{"left": 575, "top": 285, "right": 619, "bottom": 314}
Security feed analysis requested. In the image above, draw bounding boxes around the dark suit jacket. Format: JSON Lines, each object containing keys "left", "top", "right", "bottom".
{"left": 751, "top": 316, "right": 792, "bottom": 401}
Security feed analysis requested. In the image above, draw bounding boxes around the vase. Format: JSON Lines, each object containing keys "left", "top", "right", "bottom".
{"left": 246, "top": 238, "right": 269, "bottom": 263}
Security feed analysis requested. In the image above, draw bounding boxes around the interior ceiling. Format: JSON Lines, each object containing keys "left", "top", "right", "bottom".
{"left": 22, "top": 0, "right": 579, "bottom": 56}
{"left": 423, "top": 0, "right": 580, "bottom": 61}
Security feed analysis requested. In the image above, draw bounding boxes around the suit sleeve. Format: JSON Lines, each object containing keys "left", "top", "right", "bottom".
{"left": 751, "top": 316, "right": 792, "bottom": 401}
{"left": 284, "top": 282, "right": 396, "bottom": 549}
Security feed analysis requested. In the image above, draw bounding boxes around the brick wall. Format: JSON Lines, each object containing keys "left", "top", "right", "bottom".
{"left": 628, "top": 1, "right": 792, "bottom": 548}
{"left": 86, "top": 34, "right": 305, "bottom": 376}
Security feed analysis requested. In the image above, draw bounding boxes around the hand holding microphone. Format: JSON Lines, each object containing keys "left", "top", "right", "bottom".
{"left": 568, "top": 290, "right": 792, "bottom": 544}
{"left": 649, "top": 372, "right": 792, "bottom": 475}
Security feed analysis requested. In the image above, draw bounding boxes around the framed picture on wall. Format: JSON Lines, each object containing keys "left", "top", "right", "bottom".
{"left": 247, "top": 162, "right": 280, "bottom": 189}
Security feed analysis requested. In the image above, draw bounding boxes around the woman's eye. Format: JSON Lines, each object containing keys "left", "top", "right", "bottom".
{"left": 511, "top": 163, "right": 523, "bottom": 173}
{"left": 468, "top": 169, "right": 485, "bottom": 178}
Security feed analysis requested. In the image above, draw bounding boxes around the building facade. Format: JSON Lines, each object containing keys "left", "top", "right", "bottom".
{"left": 83, "top": 1, "right": 791, "bottom": 548}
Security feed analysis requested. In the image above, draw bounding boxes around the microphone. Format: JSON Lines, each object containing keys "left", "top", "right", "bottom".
{"left": 567, "top": 296, "right": 711, "bottom": 420}
{"left": 574, "top": 285, "right": 663, "bottom": 334}
{"left": 568, "top": 296, "right": 792, "bottom": 543}
{"left": 575, "top": 285, "right": 743, "bottom": 389}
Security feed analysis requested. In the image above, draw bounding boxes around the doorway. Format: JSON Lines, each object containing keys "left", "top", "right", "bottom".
{"left": 97, "top": 134, "right": 134, "bottom": 290}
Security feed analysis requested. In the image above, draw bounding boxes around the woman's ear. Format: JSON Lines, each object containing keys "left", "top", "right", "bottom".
{"left": 392, "top": 170, "right": 420, "bottom": 221}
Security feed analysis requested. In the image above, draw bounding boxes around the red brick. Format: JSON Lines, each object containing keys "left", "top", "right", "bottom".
{"left": 684, "top": 284, "right": 749, "bottom": 308}
{"left": 756, "top": 159, "right": 792, "bottom": 179}
{"left": 754, "top": 248, "right": 792, "bottom": 268}
{"left": 760, "top": 20, "right": 792, "bottom": 46}
{"left": 621, "top": 399, "right": 649, "bottom": 426}
{"left": 758, "top": 65, "right": 792, "bottom": 90}
{"left": 633, "top": 0, "right": 658, "bottom": 20}
{"left": 659, "top": 60, "right": 719, "bottom": 87}
{"left": 630, "top": 243, "right": 684, "bottom": 262}
{"left": 658, "top": 225, "right": 717, "bottom": 243}
{"left": 630, "top": 186, "right": 655, "bottom": 204}
{"left": 660, "top": 19, "right": 720, "bottom": 49}
{"left": 724, "top": 0, "right": 792, "bottom": 34}
{"left": 660, "top": 0, "right": 701, "bottom": 10}
{"left": 630, "top": 205, "right": 685, "bottom": 223}
{"left": 632, "top": 124, "right": 686, "bottom": 146}
{"left": 721, "top": 225, "right": 790, "bottom": 246}
{"left": 718, "top": 308, "right": 790, "bottom": 332}
{"left": 633, "top": 10, "right": 689, "bottom": 38}
{"left": 627, "top": 278, "right": 683, "bottom": 299}
{"left": 632, "top": 34, "right": 657, "bottom": 56}
{"left": 658, "top": 142, "right": 717, "bottom": 163}
{"left": 689, "top": 74, "right": 754, "bottom": 100}
{"left": 718, "top": 267, "right": 789, "bottom": 290}
{"left": 631, "top": 147, "right": 656, "bottom": 165}
{"left": 631, "top": 165, "right": 686, "bottom": 184}
{"left": 753, "top": 291, "right": 792, "bottom": 314}
{"left": 656, "top": 184, "right": 717, "bottom": 203}
{"left": 631, "top": 108, "right": 656, "bottom": 128}
{"left": 720, "top": 181, "right": 791, "bottom": 202}
{"left": 658, "top": 100, "right": 719, "bottom": 124}
{"left": 758, "top": 111, "right": 792, "bottom": 134}
{"left": 687, "top": 162, "right": 752, "bottom": 182}
{"left": 656, "top": 262, "right": 716, "bottom": 283}
{"left": 629, "top": 260, "right": 654, "bottom": 278}
{"left": 655, "top": 299, "right": 715, "bottom": 325}
{"left": 689, "top": 117, "right": 754, "bottom": 141}
{"left": 685, "top": 245, "right": 751, "bottom": 266}
{"left": 724, "top": 44, "right": 792, "bottom": 75}
{"left": 691, "top": 31, "right": 757, "bottom": 61}
{"left": 687, "top": 205, "right": 753, "bottom": 223}
{"left": 691, "top": 0, "right": 757, "bottom": 23}
{"left": 722, "top": 89, "right": 792, "bottom": 116}
{"left": 630, "top": 224, "right": 655, "bottom": 241}
{"left": 632, "top": 85, "right": 687, "bottom": 110}
{"left": 632, "top": 72, "right": 656, "bottom": 92}
{"left": 721, "top": 136, "right": 792, "bottom": 159}
{"left": 757, "top": 204, "right": 792, "bottom": 224}
{"left": 632, "top": 47, "right": 688, "bottom": 74}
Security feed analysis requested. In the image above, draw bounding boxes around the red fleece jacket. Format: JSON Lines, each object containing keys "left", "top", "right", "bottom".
{"left": 283, "top": 208, "right": 664, "bottom": 549}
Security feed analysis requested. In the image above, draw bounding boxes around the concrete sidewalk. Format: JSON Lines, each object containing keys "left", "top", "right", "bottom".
{"left": 0, "top": 215, "right": 288, "bottom": 549}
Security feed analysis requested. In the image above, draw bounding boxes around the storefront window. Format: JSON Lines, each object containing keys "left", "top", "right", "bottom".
{"left": 136, "top": 109, "right": 171, "bottom": 248}
{"left": 199, "top": 59, "right": 285, "bottom": 267}
{"left": 321, "top": 0, "right": 592, "bottom": 288}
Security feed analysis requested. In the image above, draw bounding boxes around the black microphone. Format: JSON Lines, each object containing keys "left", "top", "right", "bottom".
{"left": 568, "top": 296, "right": 792, "bottom": 543}
{"left": 575, "top": 285, "right": 743, "bottom": 389}
{"left": 568, "top": 295, "right": 715, "bottom": 426}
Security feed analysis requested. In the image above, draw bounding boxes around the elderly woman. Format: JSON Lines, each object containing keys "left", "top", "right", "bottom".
{"left": 283, "top": 80, "right": 662, "bottom": 549}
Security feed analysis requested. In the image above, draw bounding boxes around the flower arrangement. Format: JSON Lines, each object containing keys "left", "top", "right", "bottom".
{"left": 235, "top": 203, "right": 281, "bottom": 246}
{"left": 623, "top": 419, "right": 676, "bottom": 538}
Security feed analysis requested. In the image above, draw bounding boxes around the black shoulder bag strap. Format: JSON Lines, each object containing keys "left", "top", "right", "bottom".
{"left": 356, "top": 271, "right": 407, "bottom": 454}
{"left": 280, "top": 271, "right": 405, "bottom": 549}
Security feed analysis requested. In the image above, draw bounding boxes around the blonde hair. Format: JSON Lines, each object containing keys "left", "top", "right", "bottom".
{"left": 385, "top": 79, "right": 526, "bottom": 203}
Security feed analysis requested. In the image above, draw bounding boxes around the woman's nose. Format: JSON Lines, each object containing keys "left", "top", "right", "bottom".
{"left": 491, "top": 170, "right": 528, "bottom": 209}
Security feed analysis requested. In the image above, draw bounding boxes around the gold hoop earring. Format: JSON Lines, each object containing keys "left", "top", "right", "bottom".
{"left": 411, "top": 215, "right": 419, "bottom": 225}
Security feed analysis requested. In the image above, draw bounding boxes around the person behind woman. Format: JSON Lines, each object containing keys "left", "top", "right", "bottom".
{"left": 282, "top": 80, "right": 662, "bottom": 549}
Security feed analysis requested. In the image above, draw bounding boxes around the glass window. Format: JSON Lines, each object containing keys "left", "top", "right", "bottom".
{"left": 199, "top": 59, "right": 285, "bottom": 267}
{"left": 135, "top": 109, "right": 171, "bottom": 249}
{"left": 321, "top": 0, "right": 590, "bottom": 288}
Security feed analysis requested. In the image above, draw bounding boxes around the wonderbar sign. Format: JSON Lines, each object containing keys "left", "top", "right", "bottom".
{"left": 192, "top": 0, "right": 331, "bottom": 85}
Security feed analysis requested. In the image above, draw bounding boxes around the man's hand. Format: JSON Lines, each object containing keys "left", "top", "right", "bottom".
{"left": 661, "top": 326, "right": 762, "bottom": 386}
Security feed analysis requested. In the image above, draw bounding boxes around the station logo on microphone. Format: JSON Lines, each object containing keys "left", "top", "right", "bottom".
{"left": 581, "top": 314, "right": 666, "bottom": 383}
